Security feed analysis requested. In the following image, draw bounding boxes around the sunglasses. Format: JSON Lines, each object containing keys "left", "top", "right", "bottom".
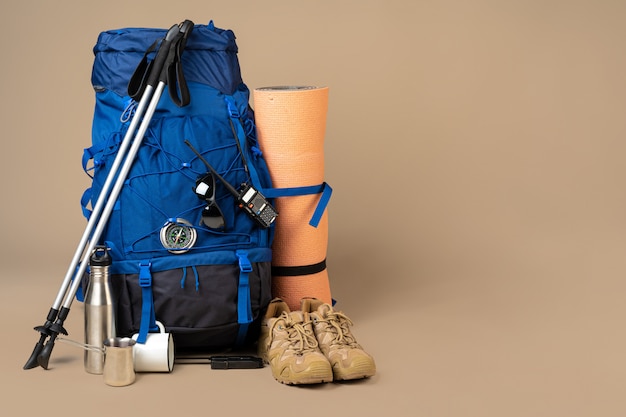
{"left": 194, "top": 173, "right": 225, "bottom": 230}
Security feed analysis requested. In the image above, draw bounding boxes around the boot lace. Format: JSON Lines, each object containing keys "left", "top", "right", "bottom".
{"left": 317, "top": 310, "right": 359, "bottom": 347}
{"left": 270, "top": 312, "right": 319, "bottom": 354}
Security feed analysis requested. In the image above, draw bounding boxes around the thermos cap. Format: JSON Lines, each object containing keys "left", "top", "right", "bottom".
{"left": 90, "top": 246, "right": 112, "bottom": 267}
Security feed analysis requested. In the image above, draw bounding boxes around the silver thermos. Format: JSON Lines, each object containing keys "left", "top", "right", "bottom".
{"left": 84, "top": 246, "right": 116, "bottom": 374}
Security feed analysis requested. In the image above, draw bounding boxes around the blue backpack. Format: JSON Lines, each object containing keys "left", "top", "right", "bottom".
{"left": 81, "top": 22, "right": 275, "bottom": 350}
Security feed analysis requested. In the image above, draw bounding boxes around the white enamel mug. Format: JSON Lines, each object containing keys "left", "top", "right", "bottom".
{"left": 132, "top": 321, "right": 174, "bottom": 372}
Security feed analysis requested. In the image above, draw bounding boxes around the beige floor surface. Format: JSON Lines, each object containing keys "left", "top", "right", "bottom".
{"left": 3, "top": 242, "right": 625, "bottom": 417}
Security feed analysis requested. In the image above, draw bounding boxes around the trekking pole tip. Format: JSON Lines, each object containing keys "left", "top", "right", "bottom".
{"left": 24, "top": 339, "right": 46, "bottom": 369}
{"left": 37, "top": 335, "right": 58, "bottom": 370}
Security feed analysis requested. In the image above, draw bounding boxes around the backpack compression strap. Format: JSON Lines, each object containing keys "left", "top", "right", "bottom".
{"left": 136, "top": 261, "right": 159, "bottom": 344}
{"left": 235, "top": 250, "right": 254, "bottom": 346}
{"left": 262, "top": 183, "right": 332, "bottom": 228}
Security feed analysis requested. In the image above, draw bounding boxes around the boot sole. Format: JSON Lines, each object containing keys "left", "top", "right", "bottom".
{"left": 332, "top": 358, "right": 376, "bottom": 381}
{"left": 273, "top": 361, "right": 334, "bottom": 385}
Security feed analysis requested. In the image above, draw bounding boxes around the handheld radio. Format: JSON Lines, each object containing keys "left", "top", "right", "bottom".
{"left": 184, "top": 140, "right": 278, "bottom": 228}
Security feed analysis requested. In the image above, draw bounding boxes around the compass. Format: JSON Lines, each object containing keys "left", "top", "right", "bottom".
{"left": 159, "top": 218, "right": 197, "bottom": 254}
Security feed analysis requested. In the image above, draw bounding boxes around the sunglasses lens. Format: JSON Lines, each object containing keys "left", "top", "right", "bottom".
{"left": 195, "top": 172, "right": 225, "bottom": 229}
{"left": 201, "top": 203, "right": 225, "bottom": 229}
{"left": 195, "top": 173, "right": 216, "bottom": 201}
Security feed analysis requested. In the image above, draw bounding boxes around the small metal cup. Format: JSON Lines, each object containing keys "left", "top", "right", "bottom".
{"left": 103, "top": 337, "right": 136, "bottom": 387}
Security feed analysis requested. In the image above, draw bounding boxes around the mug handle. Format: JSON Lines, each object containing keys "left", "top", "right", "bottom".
{"left": 154, "top": 321, "right": 166, "bottom": 334}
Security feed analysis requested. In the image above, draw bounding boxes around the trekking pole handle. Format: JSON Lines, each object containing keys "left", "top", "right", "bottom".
{"left": 128, "top": 20, "right": 194, "bottom": 106}
{"left": 178, "top": 19, "right": 194, "bottom": 44}
{"left": 166, "top": 19, "right": 194, "bottom": 106}
{"left": 152, "top": 20, "right": 193, "bottom": 84}
{"left": 145, "top": 23, "right": 181, "bottom": 87}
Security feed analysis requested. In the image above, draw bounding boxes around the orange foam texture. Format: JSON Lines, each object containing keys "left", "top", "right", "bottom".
{"left": 253, "top": 86, "right": 332, "bottom": 310}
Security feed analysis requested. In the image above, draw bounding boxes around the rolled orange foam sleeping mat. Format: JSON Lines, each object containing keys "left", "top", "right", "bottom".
{"left": 253, "top": 86, "right": 332, "bottom": 311}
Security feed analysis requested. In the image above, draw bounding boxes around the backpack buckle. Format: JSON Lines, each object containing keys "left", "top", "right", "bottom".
{"left": 139, "top": 262, "right": 152, "bottom": 287}
{"left": 225, "top": 96, "right": 240, "bottom": 118}
{"left": 236, "top": 250, "right": 253, "bottom": 273}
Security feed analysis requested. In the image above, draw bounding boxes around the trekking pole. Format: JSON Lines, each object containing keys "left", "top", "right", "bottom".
{"left": 24, "top": 20, "right": 194, "bottom": 370}
{"left": 22, "top": 46, "right": 157, "bottom": 371}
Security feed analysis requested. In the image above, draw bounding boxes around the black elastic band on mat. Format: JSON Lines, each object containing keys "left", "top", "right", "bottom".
{"left": 271, "top": 259, "right": 327, "bottom": 277}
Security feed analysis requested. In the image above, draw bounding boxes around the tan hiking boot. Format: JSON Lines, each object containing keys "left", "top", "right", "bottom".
{"left": 258, "top": 298, "right": 333, "bottom": 385}
{"left": 301, "top": 298, "right": 377, "bottom": 381}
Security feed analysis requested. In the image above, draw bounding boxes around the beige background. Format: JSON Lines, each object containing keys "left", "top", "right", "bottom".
{"left": 1, "top": 0, "right": 625, "bottom": 416}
